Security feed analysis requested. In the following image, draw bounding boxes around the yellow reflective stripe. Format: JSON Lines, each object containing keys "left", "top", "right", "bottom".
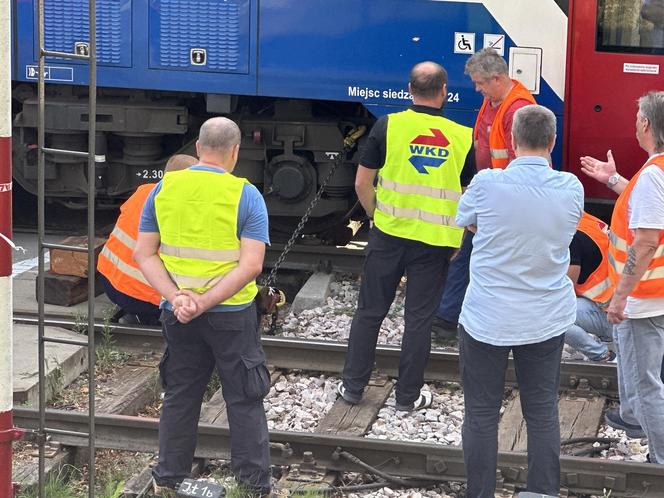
{"left": 100, "top": 246, "right": 150, "bottom": 285}
{"left": 111, "top": 225, "right": 136, "bottom": 250}
{"left": 608, "top": 231, "right": 628, "bottom": 252}
{"left": 160, "top": 243, "right": 240, "bottom": 262}
{"left": 168, "top": 272, "right": 224, "bottom": 289}
{"left": 376, "top": 200, "right": 458, "bottom": 228}
{"left": 378, "top": 177, "right": 461, "bottom": 201}
{"left": 580, "top": 278, "right": 612, "bottom": 300}
{"left": 490, "top": 148, "right": 509, "bottom": 159}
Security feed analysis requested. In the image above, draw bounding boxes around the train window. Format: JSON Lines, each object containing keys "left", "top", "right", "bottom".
{"left": 596, "top": 0, "right": 664, "bottom": 54}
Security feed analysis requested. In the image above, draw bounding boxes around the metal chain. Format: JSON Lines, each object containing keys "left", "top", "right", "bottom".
{"left": 263, "top": 146, "right": 348, "bottom": 289}
{"left": 263, "top": 125, "right": 366, "bottom": 289}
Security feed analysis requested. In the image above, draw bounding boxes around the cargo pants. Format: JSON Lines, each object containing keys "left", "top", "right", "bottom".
{"left": 152, "top": 303, "right": 271, "bottom": 495}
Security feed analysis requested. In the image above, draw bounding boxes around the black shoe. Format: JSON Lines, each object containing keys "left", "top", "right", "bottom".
{"left": 605, "top": 409, "right": 646, "bottom": 438}
{"left": 594, "top": 350, "right": 616, "bottom": 363}
{"left": 431, "top": 317, "right": 458, "bottom": 340}
{"left": 118, "top": 313, "right": 141, "bottom": 325}
{"left": 337, "top": 382, "right": 362, "bottom": 404}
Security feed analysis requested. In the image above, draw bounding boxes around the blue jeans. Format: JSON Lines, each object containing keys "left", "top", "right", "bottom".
{"left": 564, "top": 297, "right": 612, "bottom": 360}
{"left": 613, "top": 315, "right": 664, "bottom": 464}
{"left": 460, "top": 326, "right": 563, "bottom": 496}
{"left": 436, "top": 231, "right": 473, "bottom": 323}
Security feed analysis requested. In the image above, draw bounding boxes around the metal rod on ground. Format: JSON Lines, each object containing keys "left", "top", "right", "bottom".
{"left": 0, "top": 1, "right": 22, "bottom": 496}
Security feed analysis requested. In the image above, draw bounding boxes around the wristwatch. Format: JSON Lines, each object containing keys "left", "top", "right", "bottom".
{"left": 606, "top": 173, "right": 621, "bottom": 188}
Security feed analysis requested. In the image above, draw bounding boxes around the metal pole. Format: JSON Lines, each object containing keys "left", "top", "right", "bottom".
{"left": 36, "top": 0, "right": 46, "bottom": 495}
{"left": 0, "top": 0, "right": 20, "bottom": 496}
{"left": 87, "top": 1, "right": 97, "bottom": 496}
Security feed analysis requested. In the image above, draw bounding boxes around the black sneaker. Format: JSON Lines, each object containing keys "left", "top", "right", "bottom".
{"left": 395, "top": 390, "right": 434, "bottom": 412}
{"left": 337, "top": 382, "right": 362, "bottom": 404}
{"left": 594, "top": 350, "right": 616, "bottom": 363}
{"left": 605, "top": 409, "right": 646, "bottom": 438}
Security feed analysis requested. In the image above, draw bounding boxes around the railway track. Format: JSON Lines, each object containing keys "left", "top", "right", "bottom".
{"left": 14, "top": 313, "right": 619, "bottom": 398}
{"left": 15, "top": 312, "right": 664, "bottom": 496}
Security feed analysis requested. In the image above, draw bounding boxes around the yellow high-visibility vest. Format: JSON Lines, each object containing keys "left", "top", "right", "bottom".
{"left": 155, "top": 168, "right": 258, "bottom": 306}
{"left": 374, "top": 109, "right": 472, "bottom": 247}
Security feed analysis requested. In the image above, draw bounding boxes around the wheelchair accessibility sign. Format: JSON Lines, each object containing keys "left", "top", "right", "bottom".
{"left": 454, "top": 32, "right": 475, "bottom": 54}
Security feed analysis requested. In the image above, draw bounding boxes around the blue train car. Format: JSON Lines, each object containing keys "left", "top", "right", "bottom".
{"left": 11, "top": 0, "right": 568, "bottom": 234}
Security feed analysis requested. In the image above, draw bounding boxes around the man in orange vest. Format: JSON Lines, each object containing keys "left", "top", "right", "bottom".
{"left": 97, "top": 154, "right": 197, "bottom": 325}
{"left": 581, "top": 91, "right": 664, "bottom": 463}
{"left": 433, "top": 48, "right": 536, "bottom": 338}
{"left": 565, "top": 212, "right": 616, "bottom": 363}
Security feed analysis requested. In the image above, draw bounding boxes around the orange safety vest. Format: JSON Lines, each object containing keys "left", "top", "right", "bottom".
{"left": 575, "top": 212, "right": 613, "bottom": 306}
{"left": 474, "top": 80, "right": 536, "bottom": 169}
{"left": 97, "top": 183, "right": 161, "bottom": 306}
{"left": 608, "top": 155, "right": 664, "bottom": 299}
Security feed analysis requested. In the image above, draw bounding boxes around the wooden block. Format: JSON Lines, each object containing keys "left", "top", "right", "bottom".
{"left": 315, "top": 376, "right": 394, "bottom": 437}
{"left": 41, "top": 270, "right": 103, "bottom": 306}
{"left": 498, "top": 392, "right": 605, "bottom": 453}
{"left": 96, "top": 365, "right": 159, "bottom": 415}
{"left": 49, "top": 235, "right": 106, "bottom": 278}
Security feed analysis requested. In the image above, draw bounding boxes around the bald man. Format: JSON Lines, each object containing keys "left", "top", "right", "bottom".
{"left": 339, "top": 62, "right": 476, "bottom": 411}
{"left": 134, "top": 118, "right": 271, "bottom": 496}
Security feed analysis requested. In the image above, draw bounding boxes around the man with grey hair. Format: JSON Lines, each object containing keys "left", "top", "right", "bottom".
{"left": 457, "top": 105, "right": 583, "bottom": 495}
{"left": 581, "top": 90, "right": 664, "bottom": 464}
{"left": 134, "top": 116, "right": 272, "bottom": 495}
{"left": 432, "top": 47, "right": 535, "bottom": 339}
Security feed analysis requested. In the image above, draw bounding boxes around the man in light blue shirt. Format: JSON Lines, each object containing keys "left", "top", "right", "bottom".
{"left": 457, "top": 105, "right": 583, "bottom": 496}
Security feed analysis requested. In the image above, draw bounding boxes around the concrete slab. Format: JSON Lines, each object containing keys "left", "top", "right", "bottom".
{"left": 13, "top": 323, "right": 89, "bottom": 406}
{"left": 290, "top": 271, "right": 334, "bottom": 314}
{"left": 13, "top": 268, "right": 115, "bottom": 321}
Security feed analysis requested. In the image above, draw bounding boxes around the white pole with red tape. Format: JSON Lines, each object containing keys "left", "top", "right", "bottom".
{"left": 0, "top": 1, "right": 21, "bottom": 497}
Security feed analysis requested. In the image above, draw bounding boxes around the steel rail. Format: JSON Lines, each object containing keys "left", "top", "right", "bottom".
{"left": 13, "top": 408, "right": 664, "bottom": 496}
{"left": 265, "top": 242, "right": 366, "bottom": 274}
{"left": 13, "top": 314, "right": 619, "bottom": 397}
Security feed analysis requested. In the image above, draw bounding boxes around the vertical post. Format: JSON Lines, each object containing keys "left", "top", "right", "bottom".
{"left": 0, "top": 0, "right": 16, "bottom": 496}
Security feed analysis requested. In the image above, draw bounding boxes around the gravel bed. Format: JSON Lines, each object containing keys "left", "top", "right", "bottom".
{"left": 264, "top": 372, "right": 339, "bottom": 432}
{"left": 280, "top": 278, "right": 408, "bottom": 346}
{"left": 596, "top": 403, "right": 649, "bottom": 462}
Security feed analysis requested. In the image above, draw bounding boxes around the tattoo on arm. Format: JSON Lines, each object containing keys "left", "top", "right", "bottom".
{"left": 623, "top": 247, "right": 637, "bottom": 276}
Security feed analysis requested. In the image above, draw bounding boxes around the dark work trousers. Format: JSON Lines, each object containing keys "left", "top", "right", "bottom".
{"left": 436, "top": 231, "right": 473, "bottom": 325}
{"left": 99, "top": 274, "right": 161, "bottom": 325}
{"left": 153, "top": 304, "right": 271, "bottom": 495}
{"left": 342, "top": 228, "right": 452, "bottom": 406}
{"left": 459, "top": 326, "right": 564, "bottom": 497}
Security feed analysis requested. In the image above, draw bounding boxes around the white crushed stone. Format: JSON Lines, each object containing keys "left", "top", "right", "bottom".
{"left": 263, "top": 373, "right": 339, "bottom": 432}
{"left": 280, "top": 278, "right": 406, "bottom": 345}
{"left": 346, "top": 482, "right": 465, "bottom": 498}
{"left": 597, "top": 423, "right": 649, "bottom": 462}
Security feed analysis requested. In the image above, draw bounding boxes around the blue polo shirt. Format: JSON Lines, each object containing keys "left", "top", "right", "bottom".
{"left": 456, "top": 156, "right": 583, "bottom": 346}
{"left": 139, "top": 165, "right": 270, "bottom": 311}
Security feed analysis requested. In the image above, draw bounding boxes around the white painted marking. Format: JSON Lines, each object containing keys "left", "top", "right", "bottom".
{"left": 483, "top": 33, "right": 505, "bottom": 56}
{"left": 12, "top": 253, "right": 49, "bottom": 278}
{"left": 454, "top": 32, "right": 475, "bottom": 54}
{"left": 623, "top": 63, "right": 660, "bottom": 75}
{"left": 482, "top": 0, "right": 567, "bottom": 100}
{"left": 0, "top": 181, "right": 11, "bottom": 192}
{"left": 0, "top": 276, "right": 12, "bottom": 411}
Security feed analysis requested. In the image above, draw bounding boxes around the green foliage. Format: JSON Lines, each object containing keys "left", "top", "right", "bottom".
{"left": 16, "top": 470, "right": 77, "bottom": 498}
{"left": 98, "top": 478, "right": 125, "bottom": 498}
{"left": 96, "top": 310, "right": 130, "bottom": 371}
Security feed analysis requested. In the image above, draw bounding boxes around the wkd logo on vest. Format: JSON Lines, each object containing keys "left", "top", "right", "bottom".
{"left": 409, "top": 129, "right": 450, "bottom": 174}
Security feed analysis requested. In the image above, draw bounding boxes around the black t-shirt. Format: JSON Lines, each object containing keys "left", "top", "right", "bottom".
{"left": 569, "top": 230, "right": 603, "bottom": 285}
{"left": 358, "top": 105, "right": 477, "bottom": 187}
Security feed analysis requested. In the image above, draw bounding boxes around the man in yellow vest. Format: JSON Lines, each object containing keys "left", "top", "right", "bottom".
{"left": 98, "top": 154, "right": 197, "bottom": 325}
{"left": 581, "top": 91, "right": 664, "bottom": 463}
{"left": 134, "top": 117, "right": 272, "bottom": 494}
{"left": 564, "top": 212, "right": 617, "bottom": 363}
{"left": 338, "top": 61, "right": 475, "bottom": 411}
{"left": 433, "top": 48, "right": 536, "bottom": 338}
